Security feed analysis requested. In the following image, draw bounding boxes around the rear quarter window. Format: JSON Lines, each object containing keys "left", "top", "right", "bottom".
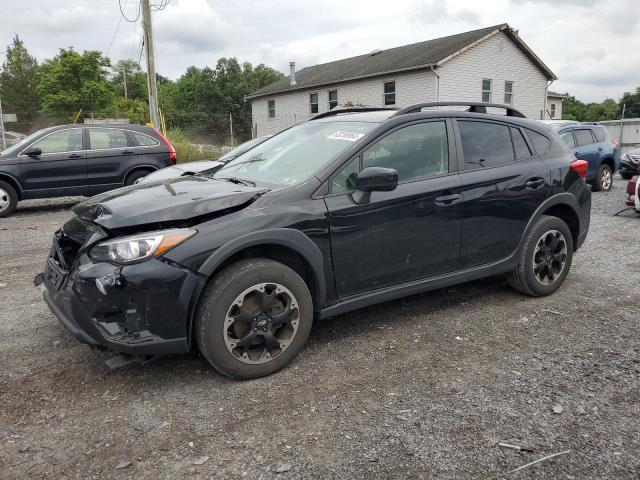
{"left": 131, "top": 131, "right": 160, "bottom": 146}
{"left": 526, "top": 129, "right": 550, "bottom": 155}
{"left": 593, "top": 127, "right": 606, "bottom": 142}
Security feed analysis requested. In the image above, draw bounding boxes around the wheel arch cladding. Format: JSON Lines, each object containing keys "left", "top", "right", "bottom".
{"left": 515, "top": 194, "right": 582, "bottom": 256}
{"left": 600, "top": 156, "right": 615, "bottom": 171}
{"left": 197, "top": 229, "right": 327, "bottom": 311}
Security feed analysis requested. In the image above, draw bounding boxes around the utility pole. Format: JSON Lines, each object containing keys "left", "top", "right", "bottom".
{"left": 141, "top": 0, "right": 160, "bottom": 128}
{"left": 122, "top": 66, "right": 128, "bottom": 100}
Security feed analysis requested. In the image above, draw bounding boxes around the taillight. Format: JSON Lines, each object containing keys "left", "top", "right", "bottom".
{"left": 570, "top": 159, "right": 588, "bottom": 180}
{"left": 611, "top": 138, "right": 618, "bottom": 147}
{"left": 627, "top": 176, "right": 638, "bottom": 196}
{"left": 156, "top": 129, "right": 177, "bottom": 164}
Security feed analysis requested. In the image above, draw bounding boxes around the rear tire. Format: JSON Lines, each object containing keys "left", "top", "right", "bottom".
{"left": 0, "top": 180, "right": 18, "bottom": 218}
{"left": 591, "top": 164, "right": 613, "bottom": 192}
{"left": 124, "top": 170, "right": 151, "bottom": 186}
{"left": 195, "top": 259, "right": 313, "bottom": 379}
{"left": 508, "top": 215, "right": 573, "bottom": 297}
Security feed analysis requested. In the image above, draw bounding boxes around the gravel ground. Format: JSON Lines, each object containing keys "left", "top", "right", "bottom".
{"left": 1, "top": 179, "right": 639, "bottom": 479}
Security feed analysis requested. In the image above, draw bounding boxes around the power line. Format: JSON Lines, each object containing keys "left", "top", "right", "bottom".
{"left": 105, "top": 1, "right": 125, "bottom": 57}
{"left": 119, "top": 0, "right": 141, "bottom": 22}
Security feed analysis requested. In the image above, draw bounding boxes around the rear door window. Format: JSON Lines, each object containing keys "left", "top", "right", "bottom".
{"left": 88, "top": 128, "right": 129, "bottom": 150}
{"left": 559, "top": 130, "right": 576, "bottom": 148}
{"left": 458, "top": 121, "right": 514, "bottom": 169}
{"left": 575, "top": 129, "right": 596, "bottom": 146}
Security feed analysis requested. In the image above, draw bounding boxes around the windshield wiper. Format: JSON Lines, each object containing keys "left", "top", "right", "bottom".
{"left": 218, "top": 176, "right": 256, "bottom": 186}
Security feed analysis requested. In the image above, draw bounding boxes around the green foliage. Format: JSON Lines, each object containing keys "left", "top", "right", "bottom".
{"left": 161, "top": 58, "right": 283, "bottom": 140}
{"left": 619, "top": 87, "right": 640, "bottom": 118}
{"left": 37, "top": 48, "right": 115, "bottom": 121}
{"left": 167, "top": 127, "right": 221, "bottom": 163}
{"left": 562, "top": 94, "right": 623, "bottom": 121}
{"left": 102, "top": 98, "right": 149, "bottom": 125}
{"left": 0, "top": 35, "right": 41, "bottom": 124}
{"left": 111, "top": 59, "right": 148, "bottom": 102}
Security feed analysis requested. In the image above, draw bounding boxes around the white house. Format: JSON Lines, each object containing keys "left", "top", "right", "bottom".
{"left": 246, "top": 24, "right": 558, "bottom": 136}
{"left": 546, "top": 91, "right": 567, "bottom": 119}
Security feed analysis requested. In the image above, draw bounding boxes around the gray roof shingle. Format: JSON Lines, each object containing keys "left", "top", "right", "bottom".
{"left": 247, "top": 24, "right": 556, "bottom": 99}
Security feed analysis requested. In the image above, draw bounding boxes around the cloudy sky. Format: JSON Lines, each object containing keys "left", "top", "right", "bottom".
{"left": 2, "top": 0, "right": 639, "bottom": 102}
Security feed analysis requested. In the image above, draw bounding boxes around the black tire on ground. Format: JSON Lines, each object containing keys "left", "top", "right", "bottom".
{"left": 124, "top": 170, "right": 151, "bottom": 186}
{"left": 620, "top": 172, "right": 633, "bottom": 180}
{"left": 195, "top": 258, "right": 313, "bottom": 379}
{"left": 0, "top": 180, "right": 18, "bottom": 218}
{"left": 507, "top": 215, "right": 574, "bottom": 297}
{"left": 591, "top": 164, "right": 613, "bottom": 192}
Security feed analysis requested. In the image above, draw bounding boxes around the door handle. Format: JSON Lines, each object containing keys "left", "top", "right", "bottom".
{"left": 68, "top": 153, "right": 83, "bottom": 159}
{"left": 121, "top": 150, "right": 135, "bottom": 155}
{"left": 525, "top": 178, "right": 545, "bottom": 188}
{"left": 434, "top": 193, "right": 461, "bottom": 206}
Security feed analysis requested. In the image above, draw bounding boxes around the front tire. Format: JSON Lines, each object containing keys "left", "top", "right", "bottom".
{"left": 592, "top": 164, "right": 613, "bottom": 192}
{"left": 508, "top": 215, "right": 573, "bottom": 297}
{"left": 0, "top": 180, "right": 18, "bottom": 218}
{"left": 195, "top": 259, "right": 313, "bottom": 379}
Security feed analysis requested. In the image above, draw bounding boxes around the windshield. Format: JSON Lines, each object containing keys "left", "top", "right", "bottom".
{"left": 213, "top": 121, "right": 376, "bottom": 186}
{"left": 218, "top": 136, "right": 268, "bottom": 163}
{"left": 0, "top": 127, "right": 55, "bottom": 156}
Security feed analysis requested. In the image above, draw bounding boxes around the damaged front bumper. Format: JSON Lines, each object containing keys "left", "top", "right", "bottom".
{"left": 42, "top": 229, "right": 207, "bottom": 356}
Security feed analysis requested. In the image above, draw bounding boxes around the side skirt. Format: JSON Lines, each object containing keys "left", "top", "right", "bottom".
{"left": 318, "top": 255, "right": 517, "bottom": 320}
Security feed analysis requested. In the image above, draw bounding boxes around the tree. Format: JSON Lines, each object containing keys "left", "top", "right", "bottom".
{"left": 37, "top": 48, "right": 114, "bottom": 121}
{"left": 161, "top": 58, "right": 283, "bottom": 141}
{"left": 583, "top": 98, "right": 619, "bottom": 122}
{"left": 561, "top": 94, "right": 586, "bottom": 121}
{"left": 0, "top": 35, "right": 41, "bottom": 125}
{"left": 111, "top": 59, "right": 148, "bottom": 102}
{"left": 619, "top": 87, "right": 640, "bottom": 118}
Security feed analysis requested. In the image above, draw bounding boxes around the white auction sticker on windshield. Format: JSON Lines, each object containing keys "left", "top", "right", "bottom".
{"left": 328, "top": 131, "right": 366, "bottom": 142}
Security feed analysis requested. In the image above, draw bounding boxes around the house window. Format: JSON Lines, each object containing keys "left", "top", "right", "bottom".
{"left": 310, "top": 93, "right": 319, "bottom": 114}
{"left": 268, "top": 100, "right": 275, "bottom": 119}
{"left": 550, "top": 103, "right": 556, "bottom": 118}
{"left": 504, "top": 81, "right": 514, "bottom": 105}
{"left": 384, "top": 81, "right": 396, "bottom": 105}
{"left": 328, "top": 90, "right": 338, "bottom": 110}
{"left": 482, "top": 79, "right": 492, "bottom": 102}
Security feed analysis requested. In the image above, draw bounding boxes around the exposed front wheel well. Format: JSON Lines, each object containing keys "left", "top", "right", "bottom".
{"left": 540, "top": 204, "right": 579, "bottom": 251}
{"left": 208, "top": 244, "right": 322, "bottom": 312}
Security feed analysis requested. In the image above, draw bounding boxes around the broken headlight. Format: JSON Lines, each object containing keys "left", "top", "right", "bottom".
{"left": 90, "top": 228, "right": 196, "bottom": 264}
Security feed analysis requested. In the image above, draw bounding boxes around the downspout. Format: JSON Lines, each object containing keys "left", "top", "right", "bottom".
{"left": 544, "top": 80, "right": 553, "bottom": 119}
{"left": 430, "top": 65, "right": 440, "bottom": 106}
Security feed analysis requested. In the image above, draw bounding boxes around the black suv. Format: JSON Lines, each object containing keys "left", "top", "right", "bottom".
{"left": 40, "top": 103, "right": 591, "bottom": 379}
{"left": 0, "top": 124, "right": 176, "bottom": 217}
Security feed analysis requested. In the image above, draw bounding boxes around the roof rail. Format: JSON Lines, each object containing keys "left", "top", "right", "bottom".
{"left": 391, "top": 102, "right": 526, "bottom": 118}
{"left": 310, "top": 106, "right": 396, "bottom": 121}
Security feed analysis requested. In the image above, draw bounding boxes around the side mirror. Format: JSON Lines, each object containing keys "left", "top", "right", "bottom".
{"left": 25, "top": 147, "right": 42, "bottom": 157}
{"left": 352, "top": 166, "right": 398, "bottom": 204}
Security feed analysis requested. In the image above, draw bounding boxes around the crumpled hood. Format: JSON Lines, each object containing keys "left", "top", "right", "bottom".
{"left": 73, "top": 176, "right": 268, "bottom": 230}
